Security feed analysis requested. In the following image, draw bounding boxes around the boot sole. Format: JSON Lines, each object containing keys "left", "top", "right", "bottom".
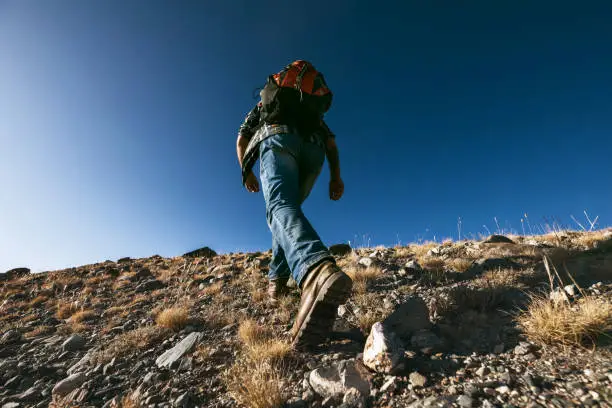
{"left": 292, "top": 272, "right": 353, "bottom": 348}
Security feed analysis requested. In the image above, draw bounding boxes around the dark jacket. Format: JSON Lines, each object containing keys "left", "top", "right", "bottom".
{"left": 238, "top": 103, "right": 335, "bottom": 185}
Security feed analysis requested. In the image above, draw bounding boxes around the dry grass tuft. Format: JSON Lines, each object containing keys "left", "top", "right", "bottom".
{"left": 224, "top": 319, "right": 291, "bottom": 408}
{"left": 118, "top": 392, "right": 142, "bottom": 408}
{"left": 223, "top": 360, "right": 285, "bottom": 408}
{"left": 410, "top": 242, "right": 438, "bottom": 259}
{"left": 517, "top": 295, "right": 612, "bottom": 347}
{"left": 104, "top": 306, "right": 126, "bottom": 317}
{"left": 56, "top": 301, "right": 79, "bottom": 319}
{"left": 447, "top": 258, "right": 473, "bottom": 273}
{"left": 574, "top": 230, "right": 611, "bottom": 249}
{"left": 156, "top": 307, "right": 189, "bottom": 331}
{"left": 29, "top": 295, "right": 49, "bottom": 308}
{"left": 346, "top": 265, "right": 383, "bottom": 287}
{"left": 92, "top": 326, "right": 170, "bottom": 364}
{"left": 420, "top": 257, "right": 445, "bottom": 272}
{"left": 238, "top": 319, "right": 271, "bottom": 346}
{"left": 71, "top": 310, "right": 96, "bottom": 323}
{"left": 201, "top": 281, "right": 224, "bottom": 296}
{"left": 349, "top": 292, "right": 389, "bottom": 334}
{"left": 24, "top": 325, "right": 55, "bottom": 338}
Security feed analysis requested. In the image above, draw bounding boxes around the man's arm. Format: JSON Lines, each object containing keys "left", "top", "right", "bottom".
{"left": 236, "top": 104, "right": 262, "bottom": 169}
{"left": 236, "top": 135, "right": 250, "bottom": 168}
{"left": 322, "top": 122, "right": 344, "bottom": 200}
{"left": 325, "top": 136, "right": 341, "bottom": 181}
{"left": 236, "top": 104, "right": 262, "bottom": 192}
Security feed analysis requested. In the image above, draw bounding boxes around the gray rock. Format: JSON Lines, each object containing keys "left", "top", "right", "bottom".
{"left": 404, "top": 260, "right": 422, "bottom": 271}
{"left": 409, "top": 372, "right": 427, "bottom": 387}
{"left": 407, "top": 396, "right": 452, "bottom": 407}
{"left": 0, "top": 330, "right": 22, "bottom": 345}
{"left": 62, "top": 334, "right": 86, "bottom": 352}
{"left": 309, "top": 359, "right": 370, "bottom": 400}
{"left": 2, "top": 403, "right": 21, "bottom": 408}
{"left": 18, "top": 386, "right": 40, "bottom": 401}
{"left": 358, "top": 257, "right": 375, "bottom": 268}
{"left": 156, "top": 332, "right": 203, "bottom": 368}
{"left": 5, "top": 375, "right": 22, "bottom": 389}
{"left": 475, "top": 366, "right": 490, "bottom": 377}
{"left": 382, "top": 297, "right": 431, "bottom": 339}
{"left": 52, "top": 373, "right": 86, "bottom": 397}
{"left": 67, "top": 349, "right": 94, "bottom": 375}
{"left": 513, "top": 342, "right": 534, "bottom": 356}
{"left": 362, "top": 322, "right": 403, "bottom": 374}
{"left": 563, "top": 284, "right": 577, "bottom": 297}
{"left": 135, "top": 279, "right": 165, "bottom": 293}
{"left": 483, "top": 235, "right": 515, "bottom": 244}
{"left": 183, "top": 247, "right": 217, "bottom": 258}
{"left": 3, "top": 267, "right": 30, "bottom": 280}
{"left": 330, "top": 244, "right": 352, "bottom": 256}
{"left": 174, "top": 391, "right": 192, "bottom": 407}
{"left": 456, "top": 395, "right": 474, "bottom": 407}
{"left": 341, "top": 387, "right": 366, "bottom": 408}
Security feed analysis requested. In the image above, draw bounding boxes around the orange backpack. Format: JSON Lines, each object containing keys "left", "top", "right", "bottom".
{"left": 259, "top": 60, "right": 333, "bottom": 131}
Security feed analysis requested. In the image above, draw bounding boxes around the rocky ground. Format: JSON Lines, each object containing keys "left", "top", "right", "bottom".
{"left": 1, "top": 229, "right": 611, "bottom": 408}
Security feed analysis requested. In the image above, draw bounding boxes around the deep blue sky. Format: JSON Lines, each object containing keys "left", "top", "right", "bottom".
{"left": 1, "top": 1, "right": 611, "bottom": 272}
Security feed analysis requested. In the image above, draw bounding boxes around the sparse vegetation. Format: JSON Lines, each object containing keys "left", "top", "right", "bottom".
{"left": 223, "top": 319, "right": 291, "bottom": 408}
{"left": 518, "top": 294, "right": 612, "bottom": 347}
{"left": 92, "top": 326, "right": 170, "bottom": 364}
{"left": 56, "top": 301, "right": 78, "bottom": 319}
{"left": 156, "top": 306, "right": 189, "bottom": 331}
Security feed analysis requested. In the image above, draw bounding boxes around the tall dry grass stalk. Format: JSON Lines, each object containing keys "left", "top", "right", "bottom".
{"left": 517, "top": 256, "right": 612, "bottom": 347}
{"left": 223, "top": 319, "right": 291, "bottom": 408}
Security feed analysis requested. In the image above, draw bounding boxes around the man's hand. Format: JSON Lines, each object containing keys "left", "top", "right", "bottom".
{"left": 245, "top": 171, "right": 260, "bottom": 193}
{"left": 329, "top": 177, "right": 344, "bottom": 200}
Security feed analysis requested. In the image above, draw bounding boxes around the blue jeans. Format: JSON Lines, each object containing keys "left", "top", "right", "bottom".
{"left": 259, "top": 133, "right": 333, "bottom": 287}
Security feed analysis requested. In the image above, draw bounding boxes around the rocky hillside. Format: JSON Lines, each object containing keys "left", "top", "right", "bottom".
{"left": 1, "top": 229, "right": 611, "bottom": 408}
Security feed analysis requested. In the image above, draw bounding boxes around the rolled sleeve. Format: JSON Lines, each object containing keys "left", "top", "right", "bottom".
{"left": 238, "top": 103, "right": 262, "bottom": 140}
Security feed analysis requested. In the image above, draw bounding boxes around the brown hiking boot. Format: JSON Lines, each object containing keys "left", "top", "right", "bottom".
{"left": 291, "top": 260, "right": 352, "bottom": 348}
{"left": 268, "top": 277, "right": 289, "bottom": 305}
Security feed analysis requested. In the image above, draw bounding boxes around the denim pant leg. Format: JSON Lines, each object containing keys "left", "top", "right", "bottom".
{"left": 267, "top": 146, "right": 325, "bottom": 282}
{"left": 259, "top": 133, "right": 333, "bottom": 287}
{"left": 268, "top": 237, "right": 290, "bottom": 280}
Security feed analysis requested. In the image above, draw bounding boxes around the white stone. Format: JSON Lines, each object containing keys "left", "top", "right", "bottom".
{"left": 309, "top": 359, "right": 370, "bottom": 400}
{"left": 363, "top": 322, "right": 403, "bottom": 374}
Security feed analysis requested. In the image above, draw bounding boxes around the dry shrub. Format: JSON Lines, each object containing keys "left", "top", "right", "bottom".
{"left": 29, "top": 295, "right": 49, "bottom": 308}
{"left": 223, "top": 359, "right": 285, "bottom": 408}
{"left": 118, "top": 391, "right": 142, "bottom": 408}
{"left": 274, "top": 295, "right": 295, "bottom": 324}
{"left": 56, "top": 301, "right": 78, "bottom": 319}
{"left": 517, "top": 295, "right": 612, "bottom": 347}
{"left": 224, "top": 319, "right": 290, "bottom": 408}
{"left": 574, "top": 230, "right": 611, "bottom": 249}
{"left": 474, "top": 268, "right": 521, "bottom": 288}
{"left": 447, "top": 258, "right": 473, "bottom": 273}
{"left": 201, "top": 281, "right": 223, "bottom": 296}
{"left": 71, "top": 310, "right": 96, "bottom": 323}
{"left": 349, "top": 292, "right": 389, "bottom": 334}
{"left": 420, "top": 257, "right": 445, "bottom": 272}
{"left": 70, "top": 322, "right": 89, "bottom": 333}
{"left": 92, "top": 326, "right": 170, "bottom": 364}
{"left": 345, "top": 265, "right": 383, "bottom": 288}
{"left": 410, "top": 242, "right": 438, "bottom": 259}
{"left": 104, "top": 306, "right": 125, "bottom": 317}
{"left": 238, "top": 319, "right": 271, "bottom": 346}
{"left": 24, "top": 325, "right": 55, "bottom": 338}
{"left": 155, "top": 307, "right": 189, "bottom": 331}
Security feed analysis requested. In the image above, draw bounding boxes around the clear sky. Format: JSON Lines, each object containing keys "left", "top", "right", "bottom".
{"left": 1, "top": 1, "right": 611, "bottom": 272}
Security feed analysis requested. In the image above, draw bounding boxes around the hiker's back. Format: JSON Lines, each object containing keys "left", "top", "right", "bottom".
{"left": 259, "top": 60, "right": 332, "bottom": 134}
